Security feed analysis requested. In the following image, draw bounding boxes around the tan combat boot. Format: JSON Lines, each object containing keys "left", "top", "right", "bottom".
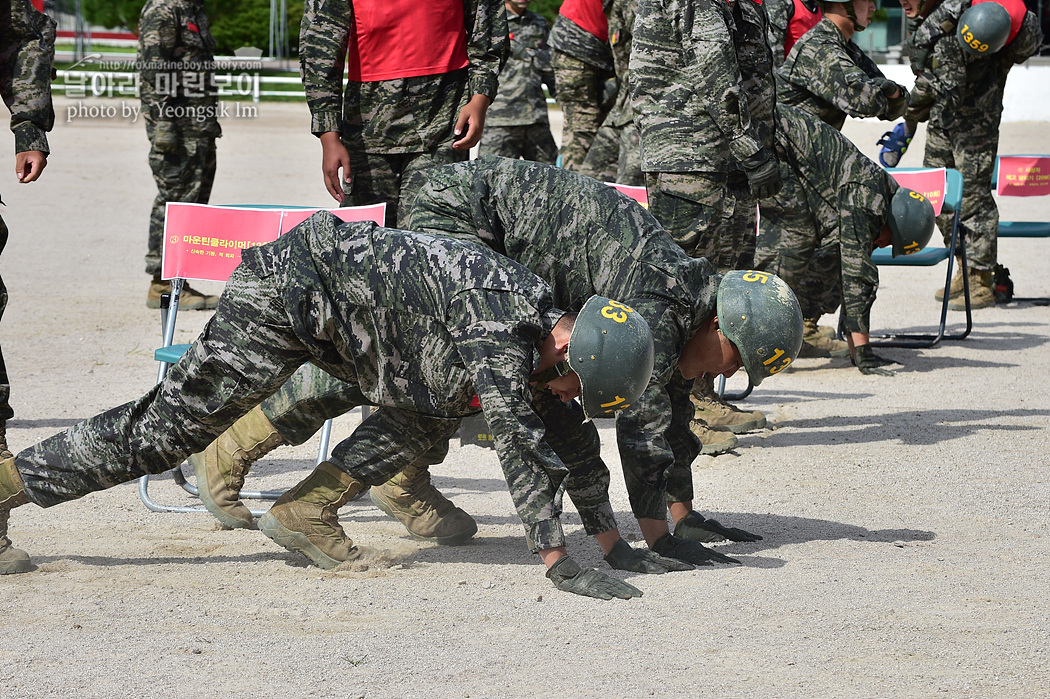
{"left": 188, "top": 405, "right": 286, "bottom": 529}
{"left": 690, "top": 374, "right": 766, "bottom": 434}
{"left": 147, "top": 278, "right": 220, "bottom": 310}
{"left": 370, "top": 462, "right": 478, "bottom": 545}
{"left": 258, "top": 461, "right": 366, "bottom": 569}
{"left": 1, "top": 457, "right": 31, "bottom": 575}
{"left": 934, "top": 263, "right": 966, "bottom": 301}
{"left": 690, "top": 420, "right": 738, "bottom": 456}
{"left": 798, "top": 317, "right": 850, "bottom": 359}
{"left": 949, "top": 269, "right": 994, "bottom": 310}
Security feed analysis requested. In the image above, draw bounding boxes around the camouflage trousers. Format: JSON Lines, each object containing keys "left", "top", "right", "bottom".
{"left": 0, "top": 214, "right": 11, "bottom": 422}
{"left": 579, "top": 119, "right": 642, "bottom": 186}
{"left": 552, "top": 51, "right": 614, "bottom": 172}
{"left": 12, "top": 264, "right": 458, "bottom": 508}
{"left": 924, "top": 114, "right": 1000, "bottom": 271}
{"left": 340, "top": 143, "right": 467, "bottom": 228}
{"left": 146, "top": 125, "right": 216, "bottom": 277}
{"left": 645, "top": 172, "right": 757, "bottom": 272}
{"left": 259, "top": 361, "right": 617, "bottom": 540}
{"left": 755, "top": 169, "right": 843, "bottom": 319}
{"left": 478, "top": 124, "right": 559, "bottom": 166}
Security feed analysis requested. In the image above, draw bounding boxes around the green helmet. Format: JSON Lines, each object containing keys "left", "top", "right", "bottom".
{"left": 716, "top": 271, "right": 804, "bottom": 386}
{"left": 566, "top": 295, "right": 655, "bottom": 419}
{"left": 957, "top": 2, "right": 1012, "bottom": 56}
{"left": 888, "top": 187, "right": 936, "bottom": 257}
{"left": 821, "top": 0, "right": 869, "bottom": 29}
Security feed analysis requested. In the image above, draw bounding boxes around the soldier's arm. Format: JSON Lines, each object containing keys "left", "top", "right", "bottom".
{"left": 299, "top": 0, "right": 352, "bottom": 137}
{"left": 803, "top": 43, "right": 895, "bottom": 119}
{"left": 453, "top": 0, "right": 508, "bottom": 150}
{"left": 1000, "top": 11, "right": 1042, "bottom": 67}
{"left": 137, "top": 2, "right": 182, "bottom": 124}
{"left": 764, "top": 0, "right": 791, "bottom": 69}
{"left": 0, "top": 0, "right": 55, "bottom": 182}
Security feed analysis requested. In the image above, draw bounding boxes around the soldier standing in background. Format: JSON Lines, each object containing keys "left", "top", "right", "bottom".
{"left": 138, "top": 0, "right": 221, "bottom": 311}
{"left": 549, "top": 0, "right": 615, "bottom": 172}
{"left": 0, "top": 0, "right": 56, "bottom": 575}
{"left": 479, "top": 0, "right": 557, "bottom": 164}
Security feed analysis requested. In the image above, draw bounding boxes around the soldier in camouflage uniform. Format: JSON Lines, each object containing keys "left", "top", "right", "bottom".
{"left": 196, "top": 157, "right": 801, "bottom": 568}
{"left": 138, "top": 0, "right": 221, "bottom": 311}
{"left": 898, "top": 0, "right": 1041, "bottom": 308}
{"left": 301, "top": 0, "right": 506, "bottom": 225}
{"left": 478, "top": 0, "right": 558, "bottom": 165}
{"left": 0, "top": 213, "right": 676, "bottom": 598}
{"left": 549, "top": 0, "right": 616, "bottom": 172}
{"left": 579, "top": 0, "right": 642, "bottom": 186}
{"left": 757, "top": 104, "right": 934, "bottom": 376}
{"left": 765, "top": 0, "right": 823, "bottom": 69}
{"left": 631, "top": 0, "right": 781, "bottom": 448}
{"left": 0, "top": 0, "right": 56, "bottom": 576}
{"left": 298, "top": 0, "right": 507, "bottom": 543}
{"left": 769, "top": 0, "right": 909, "bottom": 357}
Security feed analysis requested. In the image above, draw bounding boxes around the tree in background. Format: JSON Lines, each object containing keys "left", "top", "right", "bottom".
{"left": 531, "top": 0, "right": 562, "bottom": 24}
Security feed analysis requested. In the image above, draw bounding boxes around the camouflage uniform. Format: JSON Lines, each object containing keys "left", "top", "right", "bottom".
{"left": 579, "top": 0, "right": 642, "bottom": 186}
{"left": 13, "top": 214, "right": 597, "bottom": 553}
{"left": 138, "top": 0, "right": 220, "bottom": 277}
{"left": 756, "top": 104, "right": 896, "bottom": 334}
{"left": 300, "top": 0, "right": 507, "bottom": 226}
{"left": 479, "top": 6, "right": 557, "bottom": 165}
{"left": 765, "top": 0, "right": 823, "bottom": 69}
{"left": 906, "top": 0, "right": 1041, "bottom": 272}
{"left": 630, "top": 0, "right": 772, "bottom": 270}
{"left": 772, "top": 16, "right": 909, "bottom": 316}
{"left": 250, "top": 157, "right": 720, "bottom": 524}
{"left": 0, "top": 0, "right": 55, "bottom": 434}
{"left": 548, "top": 3, "right": 615, "bottom": 172}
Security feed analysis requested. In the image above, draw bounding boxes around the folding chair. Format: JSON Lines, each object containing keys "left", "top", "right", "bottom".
{"left": 992, "top": 155, "right": 1050, "bottom": 303}
{"left": 138, "top": 202, "right": 386, "bottom": 515}
{"left": 867, "top": 167, "right": 970, "bottom": 348}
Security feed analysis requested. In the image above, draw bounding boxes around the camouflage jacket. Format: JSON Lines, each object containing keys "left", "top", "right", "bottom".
{"left": 299, "top": 0, "right": 507, "bottom": 153}
{"left": 630, "top": 0, "right": 767, "bottom": 172}
{"left": 765, "top": 0, "right": 823, "bottom": 68}
{"left": 243, "top": 213, "right": 574, "bottom": 549}
{"left": 487, "top": 8, "right": 555, "bottom": 127}
{"left": 906, "top": 0, "right": 1041, "bottom": 124}
{"left": 137, "top": 0, "right": 220, "bottom": 136}
{"left": 407, "top": 156, "right": 720, "bottom": 504}
{"left": 604, "top": 0, "right": 636, "bottom": 128}
{"left": 0, "top": 0, "right": 55, "bottom": 155}
{"left": 774, "top": 104, "right": 895, "bottom": 333}
{"left": 777, "top": 18, "right": 904, "bottom": 131}
{"left": 733, "top": 0, "right": 777, "bottom": 153}
{"left": 548, "top": 12, "right": 614, "bottom": 71}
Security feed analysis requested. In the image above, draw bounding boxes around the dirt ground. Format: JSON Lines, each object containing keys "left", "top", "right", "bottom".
{"left": 1, "top": 96, "right": 1049, "bottom": 699}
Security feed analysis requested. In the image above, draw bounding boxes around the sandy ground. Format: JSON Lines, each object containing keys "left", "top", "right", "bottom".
{"left": 0, "top": 96, "right": 1049, "bottom": 699}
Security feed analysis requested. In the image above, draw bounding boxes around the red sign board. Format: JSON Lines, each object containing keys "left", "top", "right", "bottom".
{"left": 888, "top": 168, "right": 946, "bottom": 216}
{"left": 608, "top": 182, "right": 648, "bottom": 208}
{"left": 996, "top": 156, "right": 1050, "bottom": 197}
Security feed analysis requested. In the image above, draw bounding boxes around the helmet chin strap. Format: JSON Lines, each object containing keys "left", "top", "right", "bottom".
{"left": 531, "top": 360, "right": 572, "bottom": 391}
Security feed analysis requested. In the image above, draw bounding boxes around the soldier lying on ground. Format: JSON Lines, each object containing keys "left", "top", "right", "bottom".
{"left": 755, "top": 104, "right": 936, "bottom": 376}
{"left": 0, "top": 214, "right": 679, "bottom": 600}
{"left": 191, "top": 157, "right": 805, "bottom": 572}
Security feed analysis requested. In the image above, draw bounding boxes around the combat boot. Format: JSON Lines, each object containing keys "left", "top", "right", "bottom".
{"left": 690, "top": 374, "right": 766, "bottom": 434}
{"left": 258, "top": 461, "right": 366, "bottom": 569}
{"left": 798, "top": 318, "right": 850, "bottom": 359}
{"left": 934, "top": 264, "right": 966, "bottom": 301}
{"left": 370, "top": 462, "right": 478, "bottom": 545}
{"left": 147, "top": 278, "right": 219, "bottom": 311}
{"left": 1, "top": 457, "right": 31, "bottom": 575}
{"left": 0, "top": 421, "right": 12, "bottom": 461}
{"left": 690, "top": 420, "right": 738, "bottom": 456}
{"left": 949, "top": 269, "right": 994, "bottom": 310}
{"left": 188, "top": 405, "right": 286, "bottom": 529}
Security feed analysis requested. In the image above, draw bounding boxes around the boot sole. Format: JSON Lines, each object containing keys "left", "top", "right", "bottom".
{"left": 189, "top": 453, "right": 255, "bottom": 530}
{"left": 0, "top": 551, "right": 32, "bottom": 575}
{"left": 696, "top": 415, "right": 766, "bottom": 435}
{"left": 258, "top": 511, "right": 346, "bottom": 570}
{"left": 369, "top": 490, "right": 478, "bottom": 545}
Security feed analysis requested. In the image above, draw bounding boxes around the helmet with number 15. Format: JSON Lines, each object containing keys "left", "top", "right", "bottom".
{"left": 716, "top": 271, "right": 804, "bottom": 386}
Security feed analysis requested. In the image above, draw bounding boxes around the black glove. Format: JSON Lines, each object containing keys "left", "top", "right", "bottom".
{"left": 674, "top": 510, "right": 763, "bottom": 543}
{"left": 851, "top": 343, "right": 898, "bottom": 376}
{"left": 153, "top": 121, "right": 180, "bottom": 154}
{"left": 874, "top": 78, "right": 900, "bottom": 97}
{"left": 604, "top": 538, "right": 695, "bottom": 574}
{"left": 726, "top": 169, "right": 751, "bottom": 199}
{"left": 740, "top": 147, "right": 782, "bottom": 200}
{"left": 651, "top": 533, "right": 740, "bottom": 566}
{"left": 546, "top": 555, "right": 644, "bottom": 600}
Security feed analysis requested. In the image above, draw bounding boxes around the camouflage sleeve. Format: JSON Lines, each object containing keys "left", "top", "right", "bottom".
{"left": 466, "top": 0, "right": 509, "bottom": 101}
{"left": 734, "top": 0, "right": 776, "bottom": 151}
{"left": 0, "top": 0, "right": 55, "bottom": 154}
{"left": 838, "top": 183, "right": 884, "bottom": 335}
{"left": 764, "top": 0, "right": 790, "bottom": 68}
{"left": 299, "top": 0, "right": 352, "bottom": 135}
{"left": 137, "top": 1, "right": 181, "bottom": 123}
{"left": 1000, "top": 11, "right": 1042, "bottom": 67}
{"left": 450, "top": 290, "right": 570, "bottom": 552}
{"left": 793, "top": 42, "right": 893, "bottom": 119}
